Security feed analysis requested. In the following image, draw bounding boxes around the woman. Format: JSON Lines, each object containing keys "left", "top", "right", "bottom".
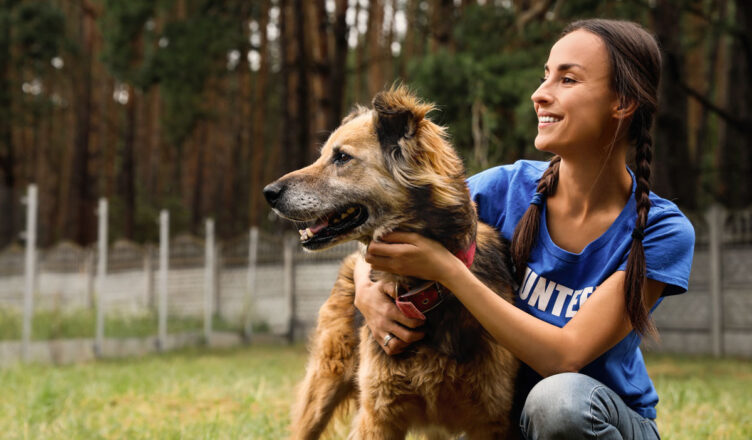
{"left": 353, "top": 19, "right": 695, "bottom": 439}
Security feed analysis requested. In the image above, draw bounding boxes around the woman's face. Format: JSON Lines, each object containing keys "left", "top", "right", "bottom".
{"left": 531, "top": 29, "right": 621, "bottom": 157}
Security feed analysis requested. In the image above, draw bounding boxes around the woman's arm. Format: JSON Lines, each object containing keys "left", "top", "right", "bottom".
{"left": 365, "top": 232, "right": 665, "bottom": 377}
{"left": 352, "top": 256, "right": 426, "bottom": 355}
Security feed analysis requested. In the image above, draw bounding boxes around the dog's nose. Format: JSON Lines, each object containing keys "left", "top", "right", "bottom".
{"left": 263, "top": 181, "right": 285, "bottom": 207}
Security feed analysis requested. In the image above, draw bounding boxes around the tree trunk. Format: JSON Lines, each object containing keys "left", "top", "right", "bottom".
{"left": 401, "top": 0, "right": 420, "bottom": 78}
{"left": 307, "top": 0, "right": 331, "bottom": 145}
{"left": 365, "top": 0, "right": 385, "bottom": 97}
{"left": 717, "top": 0, "right": 752, "bottom": 207}
{"left": 0, "top": 7, "right": 15, "bottom": 247}
{"left": 250, "top": 0, "right": 270, "bottom": 226}
{"left": 430, "top": 0, "right": 454, "bottom": 52}
{"left": 329, "top": 0, "right": 348, "bottom": 127}
{"left": 353, "top": 0, "right": 364, "bottom": 103}
{"left": 61, "top": 1, "right": 97, "bottom": 244}
{"left": 651, "top": 0, "right": 696, "bottom": 209}
{"left": 119, "top": 85, "right": 136, "bottom": 239}
{"left": 295, "top": 0, "right": 312, "bottom": 165}
{"left": 281, "top": 0, "right": 311, "bottom": 171}
{"left": 694, "top": 0, "right": 726, "bottom": 204}
{"left": 191, "top": 121, "right": 207, "bottom": 233}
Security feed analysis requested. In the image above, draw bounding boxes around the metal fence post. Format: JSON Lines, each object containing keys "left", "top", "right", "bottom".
{"left": 244, "top": 226, "right": 259, "bottom": 340}
{"left": 84, "top": 249, "right": 95, "bottom": 309}
{"left": 21, "top": 184, "right": 37, "bottom": 362}
{"left": 94, "top": 198, "right": 108, "bottom": 356}
{"left": 144, "top": 245, "right": 154, "bottom": 309}
{"left": 284, "top": 233, "right": 296, "bottom": 344}
{"left": 204, "top": 218, "right": 215, "bottom": 343}
{"left": 157, "top": 210, "right": 169, "bottom": 351}
{"left": 706, "top": 204, "right": 724, "bottom": 358}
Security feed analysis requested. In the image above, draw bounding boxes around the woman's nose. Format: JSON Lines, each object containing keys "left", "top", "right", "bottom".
{"left": 531, "top": 81, "right": 552, "bottom": 105}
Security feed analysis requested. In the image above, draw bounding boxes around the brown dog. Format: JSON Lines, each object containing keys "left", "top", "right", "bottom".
{"left": 264, "top": 86, "right": 519, "bottom": 439}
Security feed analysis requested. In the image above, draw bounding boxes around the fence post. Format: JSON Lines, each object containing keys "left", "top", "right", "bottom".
{"left": 244, "top": 226, "right": 259, "bottom": 341}
{"left": 84, "top": 249, "right": 95, "bottom": 309}
{"left": 284, "top": 233, "right": 296, "bottom": 344}
{"left": 144, "top": 245, "right": 154, "bottom": 309}
{"left": 94, "top": 198, "right": 108, "bottom": 357}
{"left": 706, "top": 204, "right": 725, "bottom": 358}
{"left": 157, "top": 210, "right": 169, "bottom": 351}
{"left": 204, "top": 218, "right": 215, "bottom": 344}
{"left": 21, "top": 184, "right": 37, "bottom": 362}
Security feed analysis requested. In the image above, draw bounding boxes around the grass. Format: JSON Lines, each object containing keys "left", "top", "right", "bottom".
{"left": 0, "top": 346, "right": 750, "bottom": 439}
{"left": 0, "top": 308, "right": 246, "bottom": 340}
{"left": 648, "top": 353, "right": 752, "bottom": 438}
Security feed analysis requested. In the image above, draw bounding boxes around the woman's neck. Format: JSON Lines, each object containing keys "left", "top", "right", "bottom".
{"left": 552, "top": 146, "right": 632, "bottom": 218}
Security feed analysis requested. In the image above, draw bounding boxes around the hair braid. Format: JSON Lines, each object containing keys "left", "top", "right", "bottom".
{"left": 511, "top": 156, "right": 561, "bottom": 282}
{"left": 625, "top": 110, "right": 657, "bottom": 337}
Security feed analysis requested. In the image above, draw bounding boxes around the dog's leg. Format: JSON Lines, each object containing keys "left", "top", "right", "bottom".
{"left": 347, "top": 332, "right": 415, "bottom": 440}
{"left": 349, "top": 408, "right": 408, "bottom": 440}
{"left": 290, "top": 254, "right": 361, "bottom": 440}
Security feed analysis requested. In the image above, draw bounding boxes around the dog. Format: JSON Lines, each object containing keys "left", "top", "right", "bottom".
{"left": 264, "top": 86, "right": 519, "bottom": 439}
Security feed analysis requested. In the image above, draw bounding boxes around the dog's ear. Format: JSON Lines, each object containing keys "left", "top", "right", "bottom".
{"left": 371, "top": 87, "right": 426, "bottom": 154}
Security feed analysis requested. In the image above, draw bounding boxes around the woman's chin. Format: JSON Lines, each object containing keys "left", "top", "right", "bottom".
{"left": 534, "top": 137, "right": 557, "bottom": 153}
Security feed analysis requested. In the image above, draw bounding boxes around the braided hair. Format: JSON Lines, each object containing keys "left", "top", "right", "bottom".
{"left": 511, "top": 19, "right": 662, "bottom": 337}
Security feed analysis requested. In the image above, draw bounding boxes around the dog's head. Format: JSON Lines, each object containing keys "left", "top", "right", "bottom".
{"left": 264, "top": 86, "right": 471, "bottom": 251}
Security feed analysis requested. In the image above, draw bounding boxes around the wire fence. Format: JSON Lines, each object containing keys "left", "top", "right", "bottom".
{"left": 0, "top": 186, "right": 359, "bottom": 366}
{"left": 1, "top": 185, "right": 752, "bottom": 365}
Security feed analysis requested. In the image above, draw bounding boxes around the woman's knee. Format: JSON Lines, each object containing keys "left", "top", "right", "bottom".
{"left": 520, "top": 373, "right": 596, "bottom": 438}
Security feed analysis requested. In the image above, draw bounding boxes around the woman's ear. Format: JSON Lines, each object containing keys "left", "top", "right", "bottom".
{"left": 613, "top": 98, "right": 638, "bottom": 120}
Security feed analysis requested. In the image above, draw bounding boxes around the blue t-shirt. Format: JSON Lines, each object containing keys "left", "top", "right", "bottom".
{"left": 467, "top": 160, "right": 695, "bottom": 419}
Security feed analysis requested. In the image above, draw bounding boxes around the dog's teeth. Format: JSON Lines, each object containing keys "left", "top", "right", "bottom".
{"left": 333, "top": 218, "right": 340, "bottom": 224}
{"left": 347, "top": 207, "right": 355, "bottom": 214}
{"left": 306, "top": 227, "right": 313, "bottom": 237}
{"left": 341, "top": 213, "right": 348, "bottom": 219}
{"left": 298, "top": 229, "right": 305, "bottom": 237}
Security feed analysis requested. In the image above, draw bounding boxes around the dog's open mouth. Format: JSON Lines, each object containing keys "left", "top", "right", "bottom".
{"left": 296, "top": 204, "right": 369, "bottom": 249}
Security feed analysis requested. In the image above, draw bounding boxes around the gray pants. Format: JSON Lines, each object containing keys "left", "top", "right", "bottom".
{"left": 519, "top": 373, "right": 660, "bottom": 439}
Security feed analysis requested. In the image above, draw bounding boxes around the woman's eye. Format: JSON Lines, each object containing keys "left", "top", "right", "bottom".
{"left": 333, "top": 151, "right": 352, "bottom": 165}
{"left": 562, "top": 77, "right": 576, "bottom": 84}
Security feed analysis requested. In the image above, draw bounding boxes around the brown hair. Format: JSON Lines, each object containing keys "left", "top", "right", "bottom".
{"left": 511, "top": 19, "right": 662, "bottom": 336}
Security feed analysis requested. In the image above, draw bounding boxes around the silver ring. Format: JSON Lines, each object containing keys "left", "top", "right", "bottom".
{"left": 383, "top": 333, "right": 395, "bottom": 347}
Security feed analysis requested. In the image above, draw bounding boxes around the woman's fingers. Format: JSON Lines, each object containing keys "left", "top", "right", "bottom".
{"left": 378, "top": 281, "right": 425, "bottom": 329}
{"left": 371, "top": 284, "right": 425, "bottom": 354}
{"left": 379, "top": 231, "right": 421, "bottom": 244}
{"left": 377, "top": 323, "right": 423, "bottom": 356}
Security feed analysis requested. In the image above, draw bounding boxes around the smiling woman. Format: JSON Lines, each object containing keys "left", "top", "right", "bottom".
{"left": 357, "top": 19, "right": 695, "bottom": 440}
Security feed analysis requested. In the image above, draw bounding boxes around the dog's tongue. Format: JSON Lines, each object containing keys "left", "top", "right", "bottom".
{"left": 310, "top": 220, "right": 328, "bottom": 234}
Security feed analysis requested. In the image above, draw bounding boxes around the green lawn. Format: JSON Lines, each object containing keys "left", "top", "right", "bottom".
{"left": 0, "top": 308, "right": 245, "bottom": 340}
{"left": 0, "top": 346, "right": 750, "bottom": 439}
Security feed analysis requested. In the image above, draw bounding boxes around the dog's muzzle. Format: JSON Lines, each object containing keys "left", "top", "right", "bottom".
{"left": 263, "top": 181, "right": 285, "bottom": 208}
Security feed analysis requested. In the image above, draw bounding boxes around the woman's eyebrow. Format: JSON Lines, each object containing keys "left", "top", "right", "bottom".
{"left": 543, "top": 63, "right": 586, "bottom": 72}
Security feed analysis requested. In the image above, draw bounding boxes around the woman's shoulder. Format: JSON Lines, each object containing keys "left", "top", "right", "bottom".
{"left": 638, "top": 193, "right": 696, "bottom": 295}
{"left": 646, "top": 192, "right": 696, "bottom": 242}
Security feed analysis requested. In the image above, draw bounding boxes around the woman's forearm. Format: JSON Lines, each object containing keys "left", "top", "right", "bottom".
{"left": 441, "top": 262, "right": 581, "bottom": 376}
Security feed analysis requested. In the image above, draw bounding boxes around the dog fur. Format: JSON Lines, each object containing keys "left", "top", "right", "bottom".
{"left": 264, "top": 86, "right": 519, "bottom": 439}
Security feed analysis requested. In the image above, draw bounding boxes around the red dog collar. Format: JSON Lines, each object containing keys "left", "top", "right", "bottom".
{"left": 395, "top": 242, "right": 476, "bottom": 320}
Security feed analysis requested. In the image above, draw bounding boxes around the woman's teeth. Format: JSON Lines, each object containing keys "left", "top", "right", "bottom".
{"left": 539, "top": 116, "right": 562, "bottom": 123}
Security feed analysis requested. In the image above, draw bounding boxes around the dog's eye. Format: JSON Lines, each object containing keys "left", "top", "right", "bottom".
{"left": 333, "top": 151, "right": 352, "bottom": 165}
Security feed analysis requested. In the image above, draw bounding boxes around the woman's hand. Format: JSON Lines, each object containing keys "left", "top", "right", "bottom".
{"left": 353, "top": 256, "right": 425, "bottom": 355}
{"left": 364, "top": 232, "right": 463, "bottom": 284}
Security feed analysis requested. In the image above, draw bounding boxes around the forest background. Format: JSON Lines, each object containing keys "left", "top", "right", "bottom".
{"left": 0, "top": 0, "right": 749, "bottom": 247}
